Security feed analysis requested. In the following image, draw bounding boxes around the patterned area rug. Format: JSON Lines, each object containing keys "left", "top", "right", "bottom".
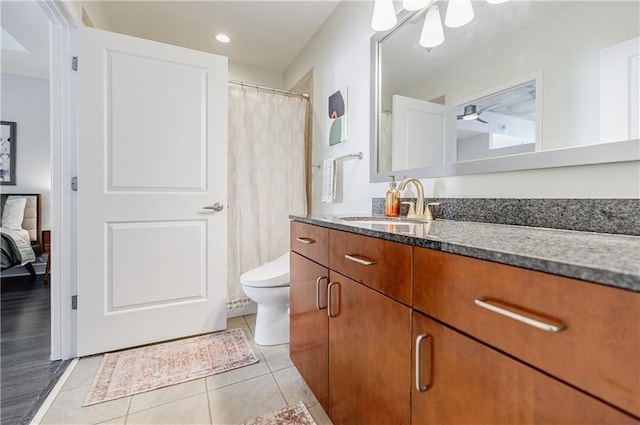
{"left": 83, "top": 328, "right": 258, "bottom": 406}
{"left": 242, "top": 401, "right": 317, "bottom": 425}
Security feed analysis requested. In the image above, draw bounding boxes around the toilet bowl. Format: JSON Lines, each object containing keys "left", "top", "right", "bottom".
{"left": 240, "top": 253, "right": 290, "bottom": 346}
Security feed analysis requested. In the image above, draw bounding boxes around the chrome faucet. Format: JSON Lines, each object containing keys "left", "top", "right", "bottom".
{"left": 398, "top": 178, "right": 425, "bottom": 219}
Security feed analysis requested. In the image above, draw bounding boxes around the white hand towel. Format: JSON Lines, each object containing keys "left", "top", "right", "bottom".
{"left": 321, "top": 158, "right": 336, "bottom": 203}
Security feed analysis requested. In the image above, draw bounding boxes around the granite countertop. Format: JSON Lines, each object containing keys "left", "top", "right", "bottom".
{"left": 290, "top": 214, "right": 640, "bottom": 293}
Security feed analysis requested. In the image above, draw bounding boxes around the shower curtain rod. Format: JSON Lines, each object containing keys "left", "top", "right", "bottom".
{"left": 228, "top": 79, "right": 310, "bottom": 100}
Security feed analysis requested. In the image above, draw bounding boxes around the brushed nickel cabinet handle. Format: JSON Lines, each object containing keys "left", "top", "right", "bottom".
{"left": 316, "top": 276, "right": 328, "bottom": 310}
{"left": 344, "top": 253, "right": 375, "bottom": 266}
{"left": 327, "top": 281, "right": 339, "bottom": 318}
{"left": 415, "top": 333, "right": 431, "bottom": 392}
{"left": 296, "top": 237, "right": 315, "bottom": 244}
{"left": 474, "top": 298, "right": 565, "bottom": 333}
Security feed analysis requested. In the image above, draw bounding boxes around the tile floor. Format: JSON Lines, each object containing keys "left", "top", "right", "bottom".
{"left": 39, "top": 314, "right": 333, "bottom": 425}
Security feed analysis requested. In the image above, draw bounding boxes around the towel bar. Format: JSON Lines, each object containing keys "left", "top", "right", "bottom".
{"left": 313, "top": 152, "right": 363, "bottom": 169}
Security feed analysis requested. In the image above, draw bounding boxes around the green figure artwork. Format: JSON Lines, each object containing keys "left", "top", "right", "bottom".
{"left": 328, "top": 89, "right": 347, "bottom": 146}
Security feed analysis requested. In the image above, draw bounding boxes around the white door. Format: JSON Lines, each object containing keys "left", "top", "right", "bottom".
{"left": 392, "top": 94, "right": 455, "bottom": 169}
{"left": 77, "top": 27, "right": 228, "bottom": 356}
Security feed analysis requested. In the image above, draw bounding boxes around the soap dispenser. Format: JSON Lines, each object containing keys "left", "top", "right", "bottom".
{"left": 385, "top": 175, "right": 400, "bottom": 217}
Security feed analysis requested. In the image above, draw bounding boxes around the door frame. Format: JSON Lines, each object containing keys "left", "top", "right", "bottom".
{"left": 39, "top": 0, "right": 79, "bottom": 360}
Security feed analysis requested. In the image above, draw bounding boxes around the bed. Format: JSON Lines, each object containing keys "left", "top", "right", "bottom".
{"left": 0, "top": 194, "right": 42, "bottom": 280}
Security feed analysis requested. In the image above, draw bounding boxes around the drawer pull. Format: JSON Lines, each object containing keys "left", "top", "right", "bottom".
{"left": 415, "top": 333, "right": 432, "bottom": 392}
{"left": 344, "top": 254, "right": 375, "bottom": 266}
{"left": 327, "top": 281, "right": 339, "bottom": 318}
{"left": 474, "top": 298, "right": 565, "bottom": 333}
{"left": 316, "top": 276, "right": 328, "bottom": 310}
{"left": 296, "top": 237, "right": 315, "bottom": 244}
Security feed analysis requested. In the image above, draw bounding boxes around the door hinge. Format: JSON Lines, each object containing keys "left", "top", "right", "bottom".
{"left": 72, "top": 56, "right": 78, "bottom": 71}
{"left": 71, "top": 295, "right": 78, "bottom": 310}
{"left": 71, "top": 177, "right": 78, "bottom": 191}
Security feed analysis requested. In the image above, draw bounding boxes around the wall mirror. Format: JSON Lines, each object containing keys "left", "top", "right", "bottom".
{"left": 370, "top": 0, "right": 640, "bottom": 182}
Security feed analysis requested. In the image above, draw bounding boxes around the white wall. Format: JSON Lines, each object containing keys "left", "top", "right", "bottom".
{"left": 228, "top": 62, "right": 283, "bottom": 89}
{"left": 1, "top": 73, "right": 51, "bottom": 229}
{"left": 284, "top": 1, "right": 640, "bottom": 215}
{"left": 284, "top": 1, "right": 373, "bottom": 214}
{"left": 65, "top": 1, "right": 112, "bottom": 30}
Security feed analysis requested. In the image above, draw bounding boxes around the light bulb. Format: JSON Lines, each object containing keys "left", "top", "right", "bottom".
{"left": 371, "top": 0, "right": 397, "bottom": 32}
{"left": 402, "top": 0, "right": 432, "bottom": 11}
{"left": 444, "top": 0, "right": 474, "bottom": 28}
{"left": 419, "top": 5, "right": 444, "bottom": 48}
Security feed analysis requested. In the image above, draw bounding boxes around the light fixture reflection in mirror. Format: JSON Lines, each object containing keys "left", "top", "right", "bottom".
{"left": 370, "top": 1, "right": 640, "bottom": 182}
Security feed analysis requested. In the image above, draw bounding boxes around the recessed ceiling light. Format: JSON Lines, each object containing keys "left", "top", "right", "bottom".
{"left": 215, "top": 34, "right": 230, "bottom": 43}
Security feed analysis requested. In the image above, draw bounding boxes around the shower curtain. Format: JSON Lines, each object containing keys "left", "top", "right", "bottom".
{"left": 227, "top": 85, "right": 308, "bottom": 310}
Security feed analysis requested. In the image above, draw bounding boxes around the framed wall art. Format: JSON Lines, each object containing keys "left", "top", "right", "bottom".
{"left": 0, "top": 121, "right": 16, "bottom": 185}
{"left": 328, "top": 87, "right": 348, "bottom": 146}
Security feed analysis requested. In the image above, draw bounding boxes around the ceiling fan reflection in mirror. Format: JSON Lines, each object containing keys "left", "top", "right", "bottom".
{"left": 457, "top": 104, "right": 500, "bottom": 123}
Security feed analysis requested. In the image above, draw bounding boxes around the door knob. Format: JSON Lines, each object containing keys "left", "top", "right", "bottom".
{"left": 203, "top": 202, "right": 224, "bottom": 212}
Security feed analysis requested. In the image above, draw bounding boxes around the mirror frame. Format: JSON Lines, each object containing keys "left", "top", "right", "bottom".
{"left": 369, "top": 9, "right": 640, "bottom": 183}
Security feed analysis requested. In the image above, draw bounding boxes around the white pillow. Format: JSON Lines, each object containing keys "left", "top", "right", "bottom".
{"left": 2, "top": 196, "right": 27, "bottom": 230}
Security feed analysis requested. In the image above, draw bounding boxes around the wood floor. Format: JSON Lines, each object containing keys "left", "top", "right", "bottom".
{"left": 1, "top": 273, "right": 69, "bottom": 425}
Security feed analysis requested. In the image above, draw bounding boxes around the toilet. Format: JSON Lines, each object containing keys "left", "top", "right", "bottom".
{"left": 240, "top": 253, "right": 290, "bottom": 346}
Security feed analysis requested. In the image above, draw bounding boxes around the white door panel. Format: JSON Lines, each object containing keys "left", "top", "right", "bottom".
{"left": 108, "top": 51, "right": 207, "bottom": 191}
{"left": 77, "top": 26, "right": 228, "bottom": 356}
{"left": 108, "top": 221, "right": 206, "bottom": 309}
{"left": 392, "top": 95, "right": 455, "bottom": 169}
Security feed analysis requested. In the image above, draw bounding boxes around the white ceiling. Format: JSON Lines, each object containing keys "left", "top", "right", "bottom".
{"left": 1, "top": 1, "right": 340, "bottom": 81}
{"left": 102, "top": 0, "right": 338, "bottom": 72}
{"left": 98, "top": 1, "right": 340, "bottom": 73}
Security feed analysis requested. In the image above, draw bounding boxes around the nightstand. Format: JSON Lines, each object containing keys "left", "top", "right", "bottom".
{"left": 42, "top": 230, "right": 50, "bottom": 254}
{"left": 42, "top": 230, "right": 51, "bottom": 284}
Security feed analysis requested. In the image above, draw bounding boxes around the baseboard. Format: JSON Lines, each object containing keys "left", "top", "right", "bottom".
{"left": 227, "top": 301, "right": 257, "bottom": 318}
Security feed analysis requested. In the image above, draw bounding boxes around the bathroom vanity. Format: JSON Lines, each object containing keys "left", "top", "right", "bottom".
{"left": 289, "top": 217, "right": 640, "bottom": 424}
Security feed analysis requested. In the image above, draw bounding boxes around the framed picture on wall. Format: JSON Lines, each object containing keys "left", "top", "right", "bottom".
{"left": 0, "top": 121, "right": 16, "bottom": 185}
{"left": 328, "top": 87, "right": 348, "bottom": 146}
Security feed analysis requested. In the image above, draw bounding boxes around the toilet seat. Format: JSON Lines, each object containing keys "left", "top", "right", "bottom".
{"left": 240, "top": 253, "right": 290, "bottom": 288}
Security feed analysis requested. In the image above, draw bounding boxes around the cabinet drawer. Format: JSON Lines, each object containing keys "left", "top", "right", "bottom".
{"left": 412, "top": 311, "right": 639, "bottom": 424}
{"left": 290, "top": 221, "right": 329, "bottom": 266}
{"left": 329, "top": 229, "right": 411, "bottom": 305}
{"left": 414, "top": 248, "right": 640, "bottom": 418}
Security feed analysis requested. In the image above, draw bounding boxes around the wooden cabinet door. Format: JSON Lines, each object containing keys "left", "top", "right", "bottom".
{"left": 329, "top": 271, "right": 411, "bottom": 425}
{"left": 412, "top": 311, "right": 639, "bottom": 425}
{"left": 290, "top": 252, "right": 329, "bottom": 412}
